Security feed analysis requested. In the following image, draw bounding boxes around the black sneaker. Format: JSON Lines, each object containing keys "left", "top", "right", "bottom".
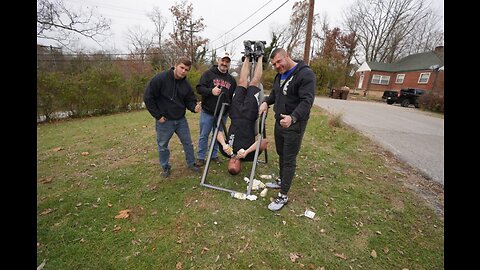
{"left": 161, "top": 167, "right": 171, "bottom": 178}
{"left": 254, "top": 40, "right": 265, "bottom": 57}
{"left": 268, "top": 192, "right": 288, "bottom": 211}
{"left": 211, "top": 157, "right": 221, "bottom": 163}
{"left": 243, "top": 40, "right": 253, "bottom": 57}
{"left": 195, "top": 159, "right": 205, "bottom": 167}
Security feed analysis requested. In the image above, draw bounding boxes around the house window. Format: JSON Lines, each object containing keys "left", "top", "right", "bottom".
{"left": 395, "top": 74, "right": 405, "bottom": 84}
{"left": 371, "top": 74, "right": 390, "bottom": 85}
{"left": 418, "top": 73, "right": 430, "bottom": 84}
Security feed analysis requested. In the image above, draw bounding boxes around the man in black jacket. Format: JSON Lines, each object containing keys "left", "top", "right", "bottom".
{"left": 259, "top": 48, "right": 316, "bottom": 211}
{"left": 143, "top": 57, "right": 201, "bottom": 178}
{"left": 195, "top": 51, "right": 237, "bottom": 166}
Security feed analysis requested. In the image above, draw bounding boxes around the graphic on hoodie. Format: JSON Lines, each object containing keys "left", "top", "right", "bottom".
{"left": 213, "top": 79, "right": 232, "bottom": 90}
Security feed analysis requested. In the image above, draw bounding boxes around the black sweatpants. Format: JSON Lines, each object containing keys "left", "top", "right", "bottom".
{"left": 274, "top": 119, "right": 307, "bottom": 195}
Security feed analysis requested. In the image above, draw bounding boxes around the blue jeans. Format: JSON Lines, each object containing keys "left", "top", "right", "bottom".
{"left": 197, "top": 110, "right": 227, "bottom": 160}
{"left": 155, "top": 117, "right": 195, "bottom": 169}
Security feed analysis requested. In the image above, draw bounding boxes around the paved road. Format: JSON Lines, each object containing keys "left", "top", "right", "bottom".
{"left": 313, "top": 96, "right": 444, "bottom": 186}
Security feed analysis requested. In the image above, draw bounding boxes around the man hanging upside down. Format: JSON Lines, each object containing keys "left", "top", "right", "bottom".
{"left": 216, "top": 41, "right": 268, "bottom": 175}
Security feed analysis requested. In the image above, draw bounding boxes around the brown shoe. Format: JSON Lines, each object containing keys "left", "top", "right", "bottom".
{"left": 211, "top": 157, "right": 221, "bottom": 163}
{"left": 195, "top": 159, "right": 205, "bottom": 167}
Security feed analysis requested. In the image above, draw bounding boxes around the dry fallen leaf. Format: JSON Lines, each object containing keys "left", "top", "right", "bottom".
{"left": 81, "top": 151, "right": 89, "bottom": 156}
{"left": 52, "top": 147, "right": 63, "bottom": 152}
{"left": 334, "top": 253, "right": 347, "bottom": 260}
{"left": 38, "top": 176, "right": 54, "bottom": 184}
{"left": 115, "top": 209, "right": 130, "bottom": 219}
{"left": 39, "top": 208, "right": 53, "bottom": 216}
{"left": 289, "top": 252, "right": 300, "bottom": 262}
{"left": 176, "top": 262, "right": 182, "bottom": 269}
{"left": 371, "top": 249, "right": 377, "bottom": 258}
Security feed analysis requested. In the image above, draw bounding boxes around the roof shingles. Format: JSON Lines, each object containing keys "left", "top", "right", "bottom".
{"left": 367, "top": 51, "right": 444, "bottom": 72}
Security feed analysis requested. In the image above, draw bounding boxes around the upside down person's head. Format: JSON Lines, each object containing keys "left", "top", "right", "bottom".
{"left": 228, "top": 158, "right": 241, "bottom": 175}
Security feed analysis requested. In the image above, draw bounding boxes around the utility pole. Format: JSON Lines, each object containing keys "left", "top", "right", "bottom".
{"left": 186, "top": 22, "right": 200, "bottom": 64}
{"left": 303, "top": 0, "right": 315, "bottom": 64}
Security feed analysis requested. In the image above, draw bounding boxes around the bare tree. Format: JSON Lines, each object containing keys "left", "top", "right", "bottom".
{"left": 343, "top": 0, "right": 443, "bottom": 63}
{"left": 271, "top": 0, "right": 318, "bottom": 59}
{"left": 274, "top": 0, "right": 306, "bottom": 57}
{"left": 210, "top": 35, "right": 238, "bottom": 65}
{"left": 311, "top": 14, "right": 329, "bottom": 58}
{"left": 400, "top": 11, "right": 444, "bottom": 58}
{"left": 169, "top": 0, "right": 208, "bottom": 65}
{"left": 161, "top": 40, "right": 186, "bottom": 68}
{"left": 125, "top": 26, "right": 154, "bottom": 62}
{"left": 147, "top": 7, "right": 168, "bottom": 59}
{"left": 37, "top": 0, "right": 111, "bottom": 51}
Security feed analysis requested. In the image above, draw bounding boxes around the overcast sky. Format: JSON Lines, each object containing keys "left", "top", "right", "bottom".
{"left": 37, "top": 0, "right": 444, "bottom": 59}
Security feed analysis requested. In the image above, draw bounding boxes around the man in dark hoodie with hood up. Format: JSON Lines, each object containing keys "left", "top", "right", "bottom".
{"left": 195, "top": 51, "right": 237, "bottom": 167}
{"left": 259, "top": 48, "right": 316, "bottom": 211}
{"left": 144, "top": 57, "right": 201, "bottom": 178}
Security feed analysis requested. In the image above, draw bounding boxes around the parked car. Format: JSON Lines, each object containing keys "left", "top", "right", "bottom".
{"left": 396, "top": 88, "right": 426, "bottom": 108}
{"left": 382, "top": 90, "right": 399, "bottom": 104}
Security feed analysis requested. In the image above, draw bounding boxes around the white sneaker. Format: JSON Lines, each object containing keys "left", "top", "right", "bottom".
{"left": 268, "top": 192, "right": 288, "bottom": 211}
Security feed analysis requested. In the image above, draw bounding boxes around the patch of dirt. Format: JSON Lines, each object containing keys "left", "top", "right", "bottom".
{"left": 372, "top": 144, "right": 444, "bottom": 220}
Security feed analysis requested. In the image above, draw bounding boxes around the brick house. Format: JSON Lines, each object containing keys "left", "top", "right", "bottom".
{"left": 353, "top": 46, "right": 444, "bottom": 99}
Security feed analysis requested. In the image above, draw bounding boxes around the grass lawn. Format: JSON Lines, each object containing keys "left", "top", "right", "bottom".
{"left": 37, "top": 106, "right": 444, "bottom": 269}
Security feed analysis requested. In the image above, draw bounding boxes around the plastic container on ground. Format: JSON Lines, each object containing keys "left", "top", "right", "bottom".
{"left": 231, "top": 192, "right": 246, "bottom": 200}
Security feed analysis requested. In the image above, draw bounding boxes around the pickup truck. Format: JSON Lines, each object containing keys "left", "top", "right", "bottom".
{"left": 397, "top": 88, "right": 425, "bottom": 108}
{"left": 381, "top": 90, "right": 398, "bottom": 104}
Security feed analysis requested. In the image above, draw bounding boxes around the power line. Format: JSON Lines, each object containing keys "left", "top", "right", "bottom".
{"left": 212, "top": 0, "right": 290, "bottom": 52}
{"left": 209, "top": 0, "right": 274, "bottom": 46}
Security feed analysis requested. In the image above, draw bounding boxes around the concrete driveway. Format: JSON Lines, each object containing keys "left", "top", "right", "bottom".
{"left": 313, "top": 96, "right": 444, "bottom": 186}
